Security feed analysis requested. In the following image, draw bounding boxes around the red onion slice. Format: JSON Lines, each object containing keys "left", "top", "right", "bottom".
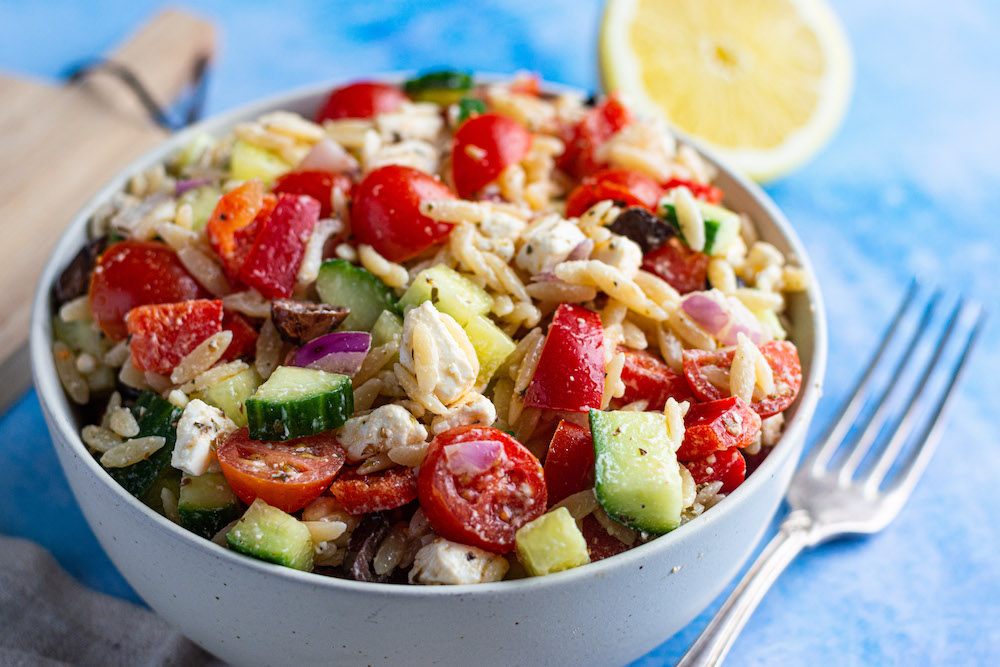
{"left": 175, "top": 178, "right": 212, "bottom": 196}
{"left": 680, "top": 290, "right": 765, "bottom": 346}
{"left": 566, "top": 238, "right": 595, "bottom": 261}
{"left": 444, "top": 440, "right": 503, "bottom": 477}
{"left": 298, "top": 137, "right": 359, "bottom": 174}
{"left": 292, "top": 331, "right": 371, "bottom": 376}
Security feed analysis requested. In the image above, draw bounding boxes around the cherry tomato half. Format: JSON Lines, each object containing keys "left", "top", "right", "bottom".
{"left": 641, "top": 238, "right": 710, "bottom": 295}
{"left": 272, "top": 170, "right": 353, "bottom": 218}
{"left": 610, "top": 347, "right": 695, "bottom": 411}
{"left": 682, "top": 341, "right": 803, "bottom": 418}
{"left": 580, "top": 514, "right": 629, "bottom": 562}
{"left": 451, "top": 113, "right": 532, "bottom": 198}
{"left": 351, "top": 165, "right": 457, "bottom": 262}
{"left": 558, "top": 93, "right": 634, "bottom": 178}
{"left": 315, "top": 81, "right": 408, "bottom": 122}
{"left": 418, "top": 425, "right": 547, "bottom": 553}
{"left": 676, "top": 395, "right": 761, "bottom": 461}
{"left": 565, "top": 168, "right": 662, "bottom": 218}
{"left": 217, "top": 427, "right": 346, "bottom": 513}
{"left": 662, "top": 177, "right": 724, "bottom": 205}
{"left": 89, "top": 240, "right": 206, "bottom": 341}
{"left": 328, "top": 466, "right": 418, "bottom": 516}
{"left": 523, "top": 303, "right": 606, "bottom": 413}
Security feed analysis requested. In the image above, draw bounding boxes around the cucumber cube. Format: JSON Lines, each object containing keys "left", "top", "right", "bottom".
{"left": 178, "top": 472, "right": 241, "bottom": 539}
{"left": 195, "top": 367, "right": 263, "bottom": 427}
{"left": 245, "top": 366, "right": 353, "bottom": 441}
{"left": 400, "top": 264, "right": 491, "bottom": 325}
{"left": 659, "top": 200, "right": 741, "bottom": 257}
{"left": 179, "top": 185, "right": 222, "bottom": 231}
{"left": 370, "top": 310, "right": 403, "bottom": 347}
{"left": 227, "top": 498, "right": 314, "bottom": 571}
{"left": 463, "top": 314, "right": 515, "bottom": 385}
{"left": 230, "top": 139, "right": 292, "bottom": 187}
{"left": 590, "top": 409, "right": 683, "bottom": 534}
{"left": 515, "top": 507, "right": 590, "bottom": 576}
{"left": 316, "top": 259, "right": 400, "bottom": 333}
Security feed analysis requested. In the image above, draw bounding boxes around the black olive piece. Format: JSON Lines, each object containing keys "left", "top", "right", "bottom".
{"left": 53, "top": 236, "right": 108, "bottom": 306}
{"left": 347, "top": 513, "right": 391, "bottom": 583}
{"left": 606, "top": 207, "right": 676, "bottom": 254}
{"left": 270, "top": 299, "right": 350, "bottom": 345}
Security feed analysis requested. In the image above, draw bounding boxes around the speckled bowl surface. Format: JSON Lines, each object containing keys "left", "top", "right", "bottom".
{"left": 31, "top": 76, "right": 826, "bottom": 667}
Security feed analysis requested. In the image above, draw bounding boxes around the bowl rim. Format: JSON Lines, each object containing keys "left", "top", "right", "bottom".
{"left": 30, "top": 73, "right": 827, "bottom": 598}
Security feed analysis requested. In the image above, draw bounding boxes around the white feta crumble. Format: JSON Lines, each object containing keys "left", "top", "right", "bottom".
{"left": 171, "top": 399, "right": 237, "bottom": 476}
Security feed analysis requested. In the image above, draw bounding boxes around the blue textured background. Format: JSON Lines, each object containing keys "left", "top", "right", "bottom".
{"left": 1, "top": 1, "right": 998, "bottom": 664}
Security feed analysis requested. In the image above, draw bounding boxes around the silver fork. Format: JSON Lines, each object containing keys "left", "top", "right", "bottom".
{"left": 676, "top": 282, "right": 986, "bottom": 667}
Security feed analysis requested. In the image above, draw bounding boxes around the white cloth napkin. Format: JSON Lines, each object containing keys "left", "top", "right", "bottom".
{"left": 0, "top": 535, "right": 225, "bottom": 666}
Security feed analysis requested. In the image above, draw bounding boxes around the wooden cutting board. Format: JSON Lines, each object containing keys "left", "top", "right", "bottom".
{"left": 0, "top": 10, "right": 215, "bottom": 409}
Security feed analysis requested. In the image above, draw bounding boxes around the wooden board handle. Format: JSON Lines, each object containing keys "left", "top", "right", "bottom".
{"left": 79, "top": 8, "right": 216, "bottom": 125}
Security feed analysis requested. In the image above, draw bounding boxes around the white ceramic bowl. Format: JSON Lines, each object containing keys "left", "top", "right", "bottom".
{"left": 31, "top": 78, "right": 827, "bottom": 667}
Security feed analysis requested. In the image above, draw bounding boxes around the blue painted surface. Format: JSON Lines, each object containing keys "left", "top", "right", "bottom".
{"left": 1, "top": 0, "right": 998, "bottom": 664}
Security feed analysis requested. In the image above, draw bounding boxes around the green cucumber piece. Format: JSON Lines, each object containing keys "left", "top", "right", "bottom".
{"left": 589, "top": 409, "right": 683, "bottom": 534}
{"left": 457, "top": 97, "right": 487, "bottom": 123}
{"left": 141, "top": 467, "right": 182, "bottom": 515}
{"left": 106, "top": 392, "right": 183, "bottom": 498}
{"left": 226, "top": 498, "right": 314, "bottom": 571}
{"left": 403, "top": 70, "right": 474, "bottom": 106}
{"left": 464, "top": 314, "right": 515, "bottom": 385}
{"left": 229, "top": 139, "right": 291, "bottom": 187}
{"left": 370, "top": 310, "right": 403, "bottom": 347}
{"left": 178, "top": 472, "right": 242, "bottom": 539}
{"left": 659, "top": 200, "right": 740, "bottom": 257}
{"left": 316, "top": 259, "right": 400, "bottom": 332}
{"left": 400, "top": 264, "right": 491, "bottom": 325}
{"left": 245, "top": 366, "right": 353, "bottom": 441}
{"left": 52, "top": 316, "right": 107, "bottom": 358}
{"left": 515, "top": 507, "right": 590, "bottom": 576}
{"left": 174, "top": 131, "right": 216, "bottom": 169}
{"left": 179, "top": 185, "right": 222, "bottom": 231}
{"left": 195, "top": 366, "right": 263, "bottom": 427}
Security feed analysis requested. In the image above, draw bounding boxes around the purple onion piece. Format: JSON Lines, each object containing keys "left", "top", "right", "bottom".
{"left": 292, "top": 331, "right": 371, "bottom": 376}
{"left": 566, "top": 238, "right": 595, "bottom": 261}
{"left": 681, "top": 293, "right": 730, "bottom": 335}
{"left": 443, "top": 440, "right": 503, "bottom": 477}
{"left": 175, "top": 178, "right": 212, "bottom": 197}
{"left": 348, "top": 513, "right": 390, "bottom": 583}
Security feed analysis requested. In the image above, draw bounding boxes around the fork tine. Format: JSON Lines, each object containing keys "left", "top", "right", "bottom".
{"left": 803, "top": 281, "right": 920, "bottom": 473}
{"left": 865, "top": 303, "right": 986, "bottom": 494}
{"left": 835, "top": 290, "right": 942, "bottom": 483}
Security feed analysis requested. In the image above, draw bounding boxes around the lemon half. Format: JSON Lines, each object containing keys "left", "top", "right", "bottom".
{"left": 600, "top": 0, "right": 853, "bottom": 181}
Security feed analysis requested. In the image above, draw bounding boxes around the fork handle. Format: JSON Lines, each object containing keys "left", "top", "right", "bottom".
{"left": 675, "top": 510, "right": 813, "bottom": 667}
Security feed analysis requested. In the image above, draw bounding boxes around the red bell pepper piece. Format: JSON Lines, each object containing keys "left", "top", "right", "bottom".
{"left": 272, "top": 170, "right": 353, "bottom": 218}
{"left": 558, "top": 94, "right": 634, "bottom": 178}
{"left": 207, "top": 180, "right": 265, "bottom": 278}
{"left": 328, "top": 466, "right": 418, "bottom": 516}
{"left": 125, "top": 299, "right": 224, "bottom": 374}
{"left": 676, "top": 395, "right": 761, "bottom": 461}
{"left": 641, "top": 237, "right": 710, "bottom": 295}
{"left": 581, "top": 514, "right": 629, "bottom": 562}
{"left": 684, "top": 447, "right": 747, "bottom": 494}
{"left": 238, "top": 194, "right": 320, "bottom": 299}
{"left": 662, "top": 177, "right": 724, "bottom": 205}
{"left": 524, "top": 303, "right": 605, "bottom": 412}
{"left": 220, "top": 310, "right": 259, "bottom": 361}
{"left": 543, "top": 420, "right": 595, "bottom": 506}
{"left": 610, "top": 347, "right": 695, "bottom": 411}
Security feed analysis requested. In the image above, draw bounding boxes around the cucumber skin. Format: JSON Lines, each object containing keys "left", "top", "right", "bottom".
{"left": 244, "top": 371, "right": 354, "bottom": 441}
{"left": 659, "top": 202, "right": 738, "bottom": 256}
{"left": 316, "top": 259, "right": 400, "bottom": 333}
{"left": 107, "top": 393, "right": 183, "bottom": 498}
{"left": 178, "top": 472, "right": 242, "bottom": 539}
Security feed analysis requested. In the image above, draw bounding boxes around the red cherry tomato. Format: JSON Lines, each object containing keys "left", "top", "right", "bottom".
{"left": 89, "top": 240, "right": 206, "bottom": 341}
{"left": 523, "top": 303, "right": 606, "bottom": 413}
{"left": 565, "top": 168, "right": 662, "bottom": 218}
{"left": 580, "top": 515, "right": 629, "bottom": 562}
{"left": 682, "top": 341, "right": 803, "bottom": 418}
{"left": 662, "top": 178, "right": 724, "bottom": 205}
{"left": 543, "top": 420, "right": 595, "bottom": 506}
{"left": 451, "top": 113, "right": 533, "bottom": 198}
{"left": 610, "top": 347, "right": 695, "bottom": 411}
{"left": 641, "top": 238, "right": 710, "bottom": 294}
{"left": 315, "top": 81, "right": 408, "bottom": 122}
{"left": 351, "top": 165, "right": 457, "bottom": 262}
{"left": 509, "top": 74, "right": 541, "bottom": 96}
{"left": 216, "top": 427, "right": 346, "bottom": 513}
{"left": 677, "top": 395, "right": 762, "bottom": 461}
{"left": 418, "top": 425, "right": 547, "bottom": 553}
{"left": 328, "top": 466, "right": 418, "bottom": 516}
{"left": 558, "top": 93, "right": 634, "bottom": 178}
{"left": 125, "top": 299, "right": 223, "bottom": 374}
{"left": 684, "top": 447, "right": 747, "bottom": 494}
{"left": 272, "top": 170, "right": 353, "bottom": 218}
